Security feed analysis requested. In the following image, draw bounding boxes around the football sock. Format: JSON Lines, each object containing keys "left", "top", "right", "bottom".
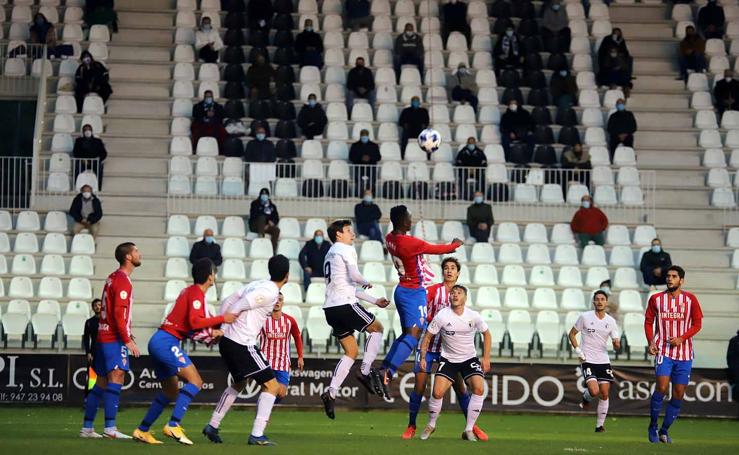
{"left": 408, "top": 391, "right": 423, "bottom": 426}
{"left": 251, "top": 392, "right": 276, "bottom": 437}
{"left": 83, "top": 385, "right": 104, "bottom": 429}
{"left": 464, "top": 394, "right": 485, "bottom": 432}
{"left": 209, "top": 386, "right": 240, "bottom": 429}
{"left": 583, "top": 389, "right": 595, "bottom": 402}
{"left": 361, "top": 332, "right": 382, "bottom": 376}
{"left": 384, "top": 334, "right": 418, "bottom": 375}
{"left": 427, "top": 396, "right": 443, "bottom": 427}
{"left": 661, "top": 399, "right": 682, "bottom": 431}
{"left": 138, "top": 393, "right": 171, "bottom": 432}
{"left": 329, "top": 355, "right": 354, "bottom": 399}
{"left": 457, "top": 391, "right": 471, "bottom": 416}
{"left": 169, "top": 383, "right": 200, "bottom": 427}
{"left": 649, "top": 391, "right": 665, "bottom": 427}
{"left": 381, "top": 339, "right": 401, "bottom": 370}
{"left": 596, "top": 399, "right": 609, "bottom": 427}
{"left": 103, "top": 382, "right": 122, "bottom": 429}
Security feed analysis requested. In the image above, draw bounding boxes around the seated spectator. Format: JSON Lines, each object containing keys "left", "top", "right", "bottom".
{"left": 698, "top": 0, "right": 725, "bottom": 39}
{"left": 570, "top": 195, "right": 608, "bottom": 248}
{"left": 297, "top": 93, "right": 328, "bottom": 139}
{"left": 249, "top": 187, "right": 280, "bottom": 251}
{"left": 640, "top": 238, "right": 672, "bottom": 290}
{"left": 606, "top": 98, "right": 637, "bottom": 159}
{"left": 678, "top": 26, "right": 707, "bottom": 82}
{"left": 597, "top": 28, "right": 632, "bottom": 91}
{"left": 549, "top": 67, "right": 578, "bottom": 111}
{"left": 541, "top": 0, "right": 570, "bottom": 54}
{"left": 298, "top": 229, "right": 331, "bottom": 292}
{"left": 713, "top": 69, "right": 739, "bottom": 115}
{"left": 354, "top": 189, "right": 383, "bottom": 243}
{"left": 455, "top": 137, "right": 487, "bottom": 198}
{"left": 30, "top": 13, "right": 73, "bottom": 59}
{"left": 394, "top": 23, "right": 424, "bottom": 77}
{"left": 466, "top": 191, "right": 494, "bottom": 242}
{"left": 349, "top": 129, "right": 381, "bottom": 193}
{"left": 493, "top": 26, "right": 523, "bottom": 71}
{"left": 442, "top": 0, "right": 471, "bottom": 42}
{"left": 448, "top": 63, "right": 479, "bottom": 111}
{"left": 246, "top": 53, "right": 276, "bottom": 100}
{"left": 195, "top": 16, "right": 224, "bottom": 63}
{"left": 500, "top": 100, "right": 535, "bottom": 161}
{"left": 69, "top": 184, "right": 103, "bottom": 237}
{"left": 295, "top": 19, "right": 324, "bottom": 68}
{"left": 561, "top": 142, "right": 591, "bottom": 187}
{"left": 85, "top": 0, "right": 118, "bottom": 33}
{"left": 73, "top": 124, "right": 108, "bottom": 189}
{"left": 192, "top": 90, "right": 227, "bottom": 148}
{"left": 189, "top": 229, "right": 223, "bottom": 268}
{"left": 74, "top": 51, "right": 112, "bottom": 113}
{"left": 398, "top": 96, "right": 430, "bottom": 156}
{"left": 248, "top": 0, "right": 274, "bottom": 31}
{"left": 244, "top": 126, "right": 276, "bottom": 162}
{"left": 345, "top": 0, "right": 373, "bottom": 30}
{"left": 346, "top": 57, "right": 375, "bottom": 107}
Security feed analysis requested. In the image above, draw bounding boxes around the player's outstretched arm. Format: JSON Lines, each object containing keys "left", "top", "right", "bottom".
{"left": 418, "top": 237, "right": 464, "bottom": 255}
{"left": 481, "top": 330, "right": 492, "bottom": 374}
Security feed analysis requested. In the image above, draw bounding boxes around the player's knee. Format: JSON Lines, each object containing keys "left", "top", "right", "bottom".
{"left": 263, "top": 380, "right": 280, "bottom": 396}
{"left": 599, "top": 390, "right": 609, "bottom": 401}
{"left": 108, "top": 368, "right": 125, "bottom": 383}
{"left": 368, "top": 320, "right": 383, "bottom": 333}
{"left": 469, "top": 383, "right": 484, "bottom": 396}
{"left": 189, "top": 377, "right": 204, "bottom": 389}
{"left": 278, "top": 386, "right": 288, "bottom": 399}
{"left": 432, "top": 390, "right": 444, "bottom": 400}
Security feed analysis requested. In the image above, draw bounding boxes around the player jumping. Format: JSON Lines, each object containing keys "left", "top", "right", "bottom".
{"left": 568, "top": 290, "right": 621, "bottom": 433}
{"left": 80, "top": 242, "right": 141, "bottom": 440}
{"left": 202, "top": 255, "right": 290, "bottom": 446}
{"left": 645, "top": 265, "right": 703, "bottom": 444}
{"left": 320, "top": 219, "right": 390, "bottom": 419}
{"left": 259, "top": 292, "right": 304, "bottom": 402}
{"left": 403, "top": 257, "right": 488, "bottom": 441}
{"left": 133, "top": 258, "right": 239, "bottom": 445}
{"left": 418, "top": 285, "right": 491, "bottom": 442}
{"left": 380, "top": 206, "right": 463, "bottom": 390}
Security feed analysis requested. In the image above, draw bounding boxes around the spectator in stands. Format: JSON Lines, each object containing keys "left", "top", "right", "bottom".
{"left": 74, "top": 51, "right": 112, "bottom": 114}
{"left": 191, "top": 90, "right": 227, "bottom": 149}
{"left": 189, "top": 229, "right": 223, "bottom": 268}
{"left": 295, "top": 19, "right": 324, "bottom": 68}
{"left": 83, "top": 298, "right": 101, "bottom": 366}
{"left": 639, "top": 238, "right": 672, "bottom": 290}
{"left": 677, "top": 25, "right": 707, "bottom": 82}
{"left": 346, "top": 0, "right": 373, "bottom": 30}
{"left": 297, "top": 93, "right": 328, "bottom": 139}
{"left": 549, "top": 67, "right": 578, "bottom": 111}
{"left": 346, "top": 57, "right": 375, "bottom": 108}
{"left": 597, "top": 28, "right": 632, "bottom": 90}
{"left": 73, "top": 124, "right": 108, "bottom": 189}
{"left": 398, "top": 96, "right": 430, "bottom": 156}
{"left": 354, "top": 189, "right": 383, "bottom": 243}
{"left": 500, "top": 100, "right": 535, "bottom": 162}
{"left": 85, "top": 0, "right": 118, "bottom": 33}
{"left": 541, "top": 0, "right": 570, "bottom": 54}
{"left": 570, "top": 195, "right": 608, "bottom": 248}
{"left": 493, "top": 26, "right": 523, "bottom": 71}
{"left": 195, "top": 16, "right": 224, "bottom": 63}
{"left": 244, "top": 126, "right": 276, "bottom": 162}
{"left": 30, "top": 13, "right": 73, "bottom": 59}
{"left": 349, "top": 129, "right": 381, "bottom": 192}
{"left": 713, "top": 69, "right": 739, "bottom": 115}
{"left": 246, "top": 53, "right": 276, "bottom": 100}
{"left": 455, "top": 137, "right": 487, "bottom": 198}
{"left": 394, "top": 23, "right": 424, "bottom": 77}
{"left": 442, "top": 0, "right": 471, "bottom": 42}
{"left": 561, "top": 143, "right": 591, "bottom": 187}
{"left": 698, "top": 0, "right": 725, "bottom": 39}
{"left": 249, "top": 187, "right": 280, "bottom": 251}
{"left": 728, "top": 331, "right": 739, "bottom": 410}
{"left": 606, "top": 98, "right": 637, "bottom": 159}
{"left": 247, "top": 0, "right": 274, "bottom": 30}
{"left": 69, "top": 184, "right": 103, "bottom": 237}
{"left": 466, "top": 191, "right": 494, "bottom": 243}
{"left": 299, "top": 229, "right": 331, "bottom": 293}
{"left": 448, "top": 63, "right": 479, "bottom": 111}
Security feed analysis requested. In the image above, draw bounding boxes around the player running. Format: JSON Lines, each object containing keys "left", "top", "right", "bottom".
{"left": 380, "top": 206, "right": 463, "bottom": 390}
{"left": 133, "top": 258, "right": 239, "bottom": 445}
{"left": 320, "top": 219, "right": 390, "bottom": 419}
{"left": 418, "top": 285, "right": 490, "bottom": 442}
{"left": 403, "top": 257, "right": 487, "bottom": 441}
{"left": 259, "top": 292, "right": 304, "bottom": 402}
{"left": 644, "top": 266, "right": 703, "bottom": 444}
{"left": 568, "top": 290, "right": 621, "bottom": 433}
{"left": 80, "top": 242, "right": 141, "bottom": 440}
{"left": 202, "top": 255, "right": 290, "bottom": 446}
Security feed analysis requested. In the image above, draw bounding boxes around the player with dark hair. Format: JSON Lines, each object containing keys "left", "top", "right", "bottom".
{"left": 379, "top": 206, "right": 463, "bottom": 390}
{"left": 403, "top": 257, "right": 487, "bottom": 441}
{"left": 645, "top": 265, "right": 703, "bottom": 444}
{"left": 83, "top": 298, "right": 102, "bottom": 396}
{"left": 133, "top": 258, "right": 239, "bottom": 445}
{"left": 203, "top": 255, "right": 290, "bottom": 446}
{"left": 80, "top": 242, "right": 141, "bottom": 439}
{"left": 568, "top": 290, "right": 621, "bottom": 433}
{"left": 259, "top": 292, "right": 304, "bottom": 403}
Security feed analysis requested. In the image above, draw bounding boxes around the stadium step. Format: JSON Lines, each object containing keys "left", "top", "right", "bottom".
{"left": 112, "top": 28, "right": 174, "bottom": 45}
{"left": 106, "top": 99, "right": 174, "bottom": 118}
{"left": 634, "top": 111, "right": 693, "bottom": 130}
{"left": 109, "top": 45, "right": 173, "bottom": 63}
{"left": 108, "top": 63, "right": 174, "bottom": 81}
{"left": 635, "top": 149, "right": 702, "bottom": 168}
{"left": 636, "top": 130, "right": 697, "bottom": 149}
{"left": 117, "top": 11, "right": 175, "bottom": 28}
{"left": 116, "top": 0, "right": 174, "bottom": 11}
{"left": 626, "top": 93, "right": 688, "bottom": 110}
{"left": 609, "top": 3, "right": 668, "bottom": 22}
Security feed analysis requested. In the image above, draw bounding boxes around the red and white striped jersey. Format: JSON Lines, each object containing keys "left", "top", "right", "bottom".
{"left": 259, "top": 313, "right": 303, "bottom": 372}
{"left": 644, "top": 290, "right": 703, "bottom": 361}
{"left": 425, "top": 283, "right": 452, "bottom": 353}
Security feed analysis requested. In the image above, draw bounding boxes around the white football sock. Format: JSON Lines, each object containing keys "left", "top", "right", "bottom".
{"left": 596, "top": 399, "right": 609, "bottom": 427}
{"left": 329, "top": 355, "right": 354, "bottom": 399}
{"left": 465, "top": 394, "right": 485, "bottom": 431}
{"left": 361, "top": 332, "right": 382, "bottom": 375}
{"left": 209, "top": 386, "right": 239, "bottom": 429}
{"left": 251, "top": 392, "right": 276, "bottom": 437}
{"left": 427, "top": 396, "right": 443, "bottom": 427}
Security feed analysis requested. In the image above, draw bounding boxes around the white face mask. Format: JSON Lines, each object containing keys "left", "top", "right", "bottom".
{"left": 83, "top": 130, "right": 92, "bottom": 138}
{"left": 82, "top": 191, "right": 92, "bottom": 199}
{"left": 582, "top": 200, "right": 591, "bottom": 209}
{"left": 509, "top": 104, "right": 518, "bottom": 112}
{"left": 726, "top": 76, "right": 733, "bottom": 82}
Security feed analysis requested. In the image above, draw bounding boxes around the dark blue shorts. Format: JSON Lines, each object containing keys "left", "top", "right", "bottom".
{"left": 274, "top": 370, "right": 290, "bottom": 386}
{"left": 394, "top": 286, "right": 427, "bottom": 329}
{"left": 148, "top": 330, "right": 192, "bottom": 380}
{"left": 93, "top": 340, "right": 130, "bottom": 376}
{"left": 655, "top": 356, "right": 692, "bottom": 385}
{"left": 413, "top": 351, "right": 441, "bottom": 374}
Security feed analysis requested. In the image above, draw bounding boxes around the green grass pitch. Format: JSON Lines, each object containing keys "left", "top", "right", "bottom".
{"left": 1, "top": 406, "right": 737, "bottom": 454}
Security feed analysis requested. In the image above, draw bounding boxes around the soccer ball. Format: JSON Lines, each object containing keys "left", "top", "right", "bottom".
{"left": 418, "top": 128, "right": 441, "bottom": 153}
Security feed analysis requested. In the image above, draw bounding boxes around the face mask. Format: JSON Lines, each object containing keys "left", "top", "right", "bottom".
{"left": 411, "top": 100, "right": 420, "bottom": 108}
{"left": 305, "top": 26, "right": 313, "bottom": 32}
{"left": 509, "top": 104, "right": 518, "bottom": 112}
{"left": 506, "top": 30, "right": 514, "bottom": 37}
{"left": 363, "top": 195, "right": 372, "bottom": 203}
{"left": 205, "top": 96, "right": 213, "bottom": 104}
{"left": 458, "top": 67, "right": 467, "bottom": 74}
{"left": 651, "top": 245, "right": 661, "bottom": 254}
{"left": 726, "top": 76, "right": 733, "bottom": 82}
{"left": 308, "top": 99, "right": 316, "bottom": 107}
{"left": 552, "top": 4, "right": 560, "bottom": 11}
{"left": 405, "top": 31, "right": 414, "bottom": 37}
{"left": 616, "top": 103, "right": 625, "bottom": 111}
{"left": 260, "top": 194, "right": 269, "bottom": 202}
{"left": 600, "top": 286, "right": 611, "bottom": 296}
{"left": 559, "top": 70, "right": 567, "bottom": 77}
{"left": 83, "top": 130, "right": 92, "bottom": 138}
{"left": 256, "top": 133, "right": 266, "bottom": 141}
{"left": 360, "top": 136, "right": 369, "bottom": 144}
{"left": 610, "top": 52, "right": 618, "bottom": 58}
{"left": 205, "top": 236, "right": 215, "bottom": 244}
{"left": 202, "top": 25, "right": 212, "bottom": 32}
{"left": 467, "top": 144, "right": 475, "bottom": 151}
{"left": 582, "top": 200, "right": 591, "bottom": 209}
{"left": 314, "top": 236, "right": 324, "bottom": 245}
{"left": 82, "top": 191, "right": 92, "bottom": 199}
{"left": 474, "top": 196, "right": 483, "bottom": 204}
{"left": 612, "top": 34, "right": 620, "bottom": 41}
{"left": 83, "top": 57, "right": 91, "bottom": 65}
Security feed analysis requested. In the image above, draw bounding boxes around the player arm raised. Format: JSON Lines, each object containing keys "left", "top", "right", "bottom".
{"left": 345, "top": 256, "right": 390, "bottom": 307}
{"left": 417, "top": 237, "right": 464, "bottom": 255}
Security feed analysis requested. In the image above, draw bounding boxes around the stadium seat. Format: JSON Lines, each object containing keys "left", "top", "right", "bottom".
{"left": 561, "top": 288, "right": 587, "bottom": 311}
{"left": 536, "top": 310, "right": 562, "bottom": 353}
{"left": 496, "top": 222, "right": 520, "bottom": 243}
{"left": 359, "top": 240, "right": 385, "bottom": 262}
{"left": 525, "top": 244, "right": 551, "bottom": 265}
{"left": 3, "top": 299, "right": 31, "bottom": 343}
{"left": 276, "top": 239, "right": 301, "bottom": 261}
{"left": 165, "top": 258, "right": 189, "bottom": 279}
{"left": 70, "top": 234, "right": 95, "bottom": 255}
{"left": 222, "top": 259, "right": 246, "bottom": 280}
{"left": 166, "top": 236, "right": 190, "bottom": 257}
{"left": 164, "top": 280, "right": 187, "bottom": 301}
{"left": 221, "top": 216, "right": 245, "bottom": 237}
{"left": 16, "top": 211, "right": 40, "bottom": 231}
{"left": 11, "top": 254, "right": 36, "bottom": 275}
{"left": 529, "top": 265, "right": 555, "bottom": 287}
{"left": 38, "top": 277, "right": 64, "bottom": 299}
{"left": 553, "top": 244, "right": 579, "bottom": 265}
{"left": 14, "top": 232, "right": 39, "bottom": 253}
{"left": 413, "top": 220, "right": 439, "bottom": 241}
{"left": 306, "top": 306, "right": 332, "bottom": 351}
{"left": 249, "top": 238, "right": 274, "bottom": 259}
{"left": 502, "top": 265, "right": 527, "bottom": 286}
{"left": 498, "top": 243, "right": 523, "bottom": 264}
{"left": 558, "top": 266, "right": 583, "bottom": 288}
{"left": 475, "top": 286, "right": 501, "bottom": 309}
{"left": 614, "top": 267, "right": 639, "bottom": 289}
{"left": 67, "top": 278, "right": 92, "bottom": 300}
{"left": 633, "top": 226, "right": 657, "bottom": 246}
{"left": 40, "top": 255, "right": 65, "bottom": 276}
{"left": 167, "top": 215, "right": 190, "bottom": 235}
{"left": 363, "top": 262, "right": 387, "bottom": 283}
{"left": 470, "top": 243, "right": 495, "bottom": 263}
{"left": 582, "top": 245, "right": 607, "bottom": 266}
{"left": 606, "top": 225, "right": 631, "bottom": 246}
{"left": 507, "top": 310, "right": 534, "bottom": 355}
{"left": 623, "top": 312, "right": 648, "bottom": 356}
{"left": 585, "top": 267, "right": 610, "bottom": 288}
{"left": 306, "top": 282, "right": 326, "bottom": 305}
{"left": 610, "top": 246, "right": 635, "bottom": 267}
{"left": 618, "top": 290, "right": 643, "bottom": 312}
{"left": 304, "top": 219, "right": 328, "bottom": 238}
{"left": 504, "top": 287, "right": 529, "bottom": 309}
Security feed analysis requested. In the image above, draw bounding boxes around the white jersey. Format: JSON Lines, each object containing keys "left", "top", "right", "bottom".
{"left": 220, "top": 279, "right": 280, "bottom": 346}
{"left": 574, "top": 310, "right": 620, "bottom": 365}
{"left": 323, "top": 242, "right": 369, "bottom": 309}
{"left": 426, "top": 306, "right": 489, "bottom": 363}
